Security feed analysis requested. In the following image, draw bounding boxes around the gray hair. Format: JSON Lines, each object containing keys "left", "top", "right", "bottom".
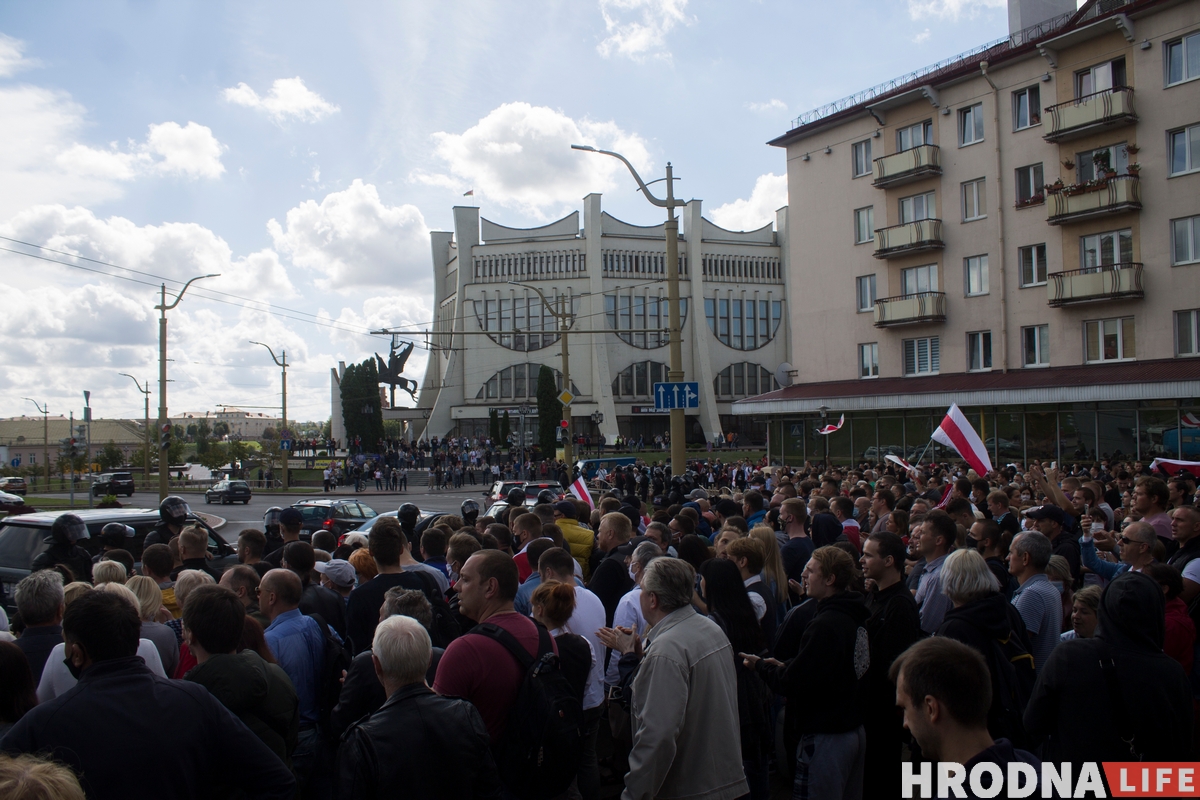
{"left": 15, "top": 570, "right": 65, "bottom": 625}
{"left": 92, "top": 560, "right": 128, "bottom": 586}
{"left": 382, "top": 587, "right": 433, "bottom": 633}
{"left": 640, "top": 557, "right": 695, "bottom": 613}
{"left": 342, "top": 532, "right": 369, "bottom": 549}
{"left": 174, "top": 569, "right": 215, "bottom": 609}
{"left": 632, "top": 541, "right": 663, "bottom": 570}
{"left": 373, "top": 614, "right": 431, "bottom": 686}
{"left": 1012, "top": 531, "right": 1052, "bottom": 572}
{"left": 940, "top": 548, "right": 999, "bottom": 606}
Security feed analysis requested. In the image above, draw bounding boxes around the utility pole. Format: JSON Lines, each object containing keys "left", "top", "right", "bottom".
{"left": 508, "top": 282, "right": 576, "bottom": 466}
{"left": 69, "top": 410, "right": 75, "bottom": 507}
{"left": 250, "top": 341, "right": 288, "bottom": 492}
{"left": 120, "top": 374, "right": 151, "bottom": 491}
{"left": 156, "top": 274, "right": 219, "bottom": 501}
{"left": 572, "top": 144, "right": 688, "bottom": 476}
{"left": 23, "top": 398, "right": 50, "bottom": 491}
{"left": 84, "top": 391, "right": 93, "bottom": 509}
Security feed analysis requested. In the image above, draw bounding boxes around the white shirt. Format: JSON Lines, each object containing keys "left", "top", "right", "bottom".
{"left": 744, "top": 575, "right": 767, "bottom": 622}
{"left": 1182, "top": 558, "right": 1200, "bottom": 586}
{"left": 38, "top": 639, "right": 167, "bottom": 702}
{"left": 604, "top": 587, "right": 647, "bottom": 687}
{"left": 562, "top": 586, "right": 607, "bottom": 711}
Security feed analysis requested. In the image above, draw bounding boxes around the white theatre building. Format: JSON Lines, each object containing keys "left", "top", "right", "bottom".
{"left": 415, "top": 194, "right": 791, "bottom": 446}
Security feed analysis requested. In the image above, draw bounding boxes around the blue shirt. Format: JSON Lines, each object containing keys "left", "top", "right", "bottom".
{"left": 515, "top": 572, "right": 584, "bottom": 617}
{"left": 1079, "top": 536, "right": 1129, "bottom": 581}
{"left": 1011, "top": 574, "right": 1063, "bottom": 673}
{"left": 264, "top": 609, "right": 325, "bottom": 725}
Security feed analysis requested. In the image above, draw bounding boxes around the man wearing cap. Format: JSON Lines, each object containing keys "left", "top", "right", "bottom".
{"left": 31, "top": 514, "right": 93, "bottom": 583}
{"left": 145, "top": 496, "right": 190, "bottom": 548}
{"left": 315, "top": 559, "right": 356, "bottom": 604}
{"left": 1025, "top": 505, "right": 1081, "bottom": 585}
{"left": 263, "top": 508, "right": 304, "bottom": 569}
{"left": 553, "top": 500, "right": 594, "bottom": 580}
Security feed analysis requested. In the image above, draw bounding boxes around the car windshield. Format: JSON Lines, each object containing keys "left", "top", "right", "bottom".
{"left": 113, "top": 473, "right": 132, "bottom": 480}
{"left": 230, "top": 481, "right": 249, "bottom": 489}
{"left": 295, "top": 505, "right": 330, "bottom": 522}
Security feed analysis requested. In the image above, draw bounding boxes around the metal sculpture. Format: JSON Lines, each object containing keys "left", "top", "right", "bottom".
{"left": 375, "top": 339, "right": 418, "bottom": 406}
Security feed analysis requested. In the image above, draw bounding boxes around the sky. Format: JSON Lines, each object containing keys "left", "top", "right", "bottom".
{"left": 0, "top": 0, "right": 1018, "bottom": 426}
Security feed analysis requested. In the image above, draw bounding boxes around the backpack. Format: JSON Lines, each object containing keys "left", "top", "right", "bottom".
{"left": 470, "top": 621, "right": 582, "bottom": 800}
{"left": 410, "top": 569, "right": 461, "bottom": 648}
{"left": 307, "top": 613, "right": 353, "bottom": 737}
{"left": 987, "top": 629, "right": 1037, "bottom": 749}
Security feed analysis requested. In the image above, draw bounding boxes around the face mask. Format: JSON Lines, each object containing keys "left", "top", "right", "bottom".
{"left": 1049, "top": 580, "right": 1064, "bottom": 593}
{"left": 850, "top": 507, "right": 859, "bottom": 519}
{"left": 64, "top": 655, "right": 84, "bottom": 681}
{"left": 628, "top": 565, "right": 638, "bottom": 581}
{"left": 1021, "top": 494, "right": 1031, "bottom": 502}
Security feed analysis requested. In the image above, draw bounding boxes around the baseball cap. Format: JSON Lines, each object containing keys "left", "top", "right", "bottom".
{"left": 553, "top": 501, "right": 577, "bottom": 519}
{"left": 1024, "top": 505, "right": 1071, "bottom": 526}
{"left": 688, "top": 488, "right": 709, "bottom": 501}
{"left": 314, "top": 559, "right": 357, "bottom": 588}
{"left": 279, "top": 507, "right": 303, "bottom": 528}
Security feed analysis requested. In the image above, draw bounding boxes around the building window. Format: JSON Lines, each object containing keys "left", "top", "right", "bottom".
{"left": 1076, "top": 144, "right": 1128, "bottom": 182}
{"left": 856, "top": 275, "right": 876, "bottom": 312}
{"left": 859, "top": 343, "right": 879, "bottom": 378}
{"left": 1080, "top": 229, "right": 1133, "bottom": 269}
{"left": 612, "top": 361, "right": 668, "bottom": 400}
{"left": 854, "top": 206, "right": 874, "bottom": 244}
{"left": 1015, "top": 163, "right": 1044, "bottom": 206}
{"left": 899, "top": 192, "right": 935, "bottom": 224}
{"left": 1169, "top": 124, "right": 1200, "bottom": 176}
{"left": 1166, "top": 32, "right": 1200, "bottom": 86}
{"left": 712, "top": 363, "right": 778, "bottom": 399}
{"left": 852, "top": 140, "right": 873, "bottom": 177}
{"left": 609, "top": 294, "right": 687, "bottom": 349}
{"left": 964, "top": 255, "right": 989, "bottom": 296}
{"left": 476, "top": 363, "right": 578, "bottom": 400}
{"left": 1177, "top": 310, "right": 1200, "bottom": 356}
{"left": 1012, "top": 85, "right": 1041, "bottom": 130}
{"left": 1173, "top": 216, "right": 1200, "bottom": 265}
{"left": 1023, "top": 325, "right": 1050, "bottom": 367}
{"left": 959, "top": 104, "right": 985, "bottom": 146}
{"left": 967, "top": 331, "right": 992, "bottom": 372}
{"left": 903, "top": 337, "right": 940, "bottom": 376}
{"left": 705, "top": 297, "right": 781, "bottom": 351}
{"left": 901, "top": 264, "right": 938, "bottom": 295}
{"left": 1084, "top": 317, "right": 1136, "bottom": 363}
{"left": 475, "top": 295, "right": 573, "bottom": 351}
{"left": 896, "top": 120, "right": 933, "bottom": 152}
{"left": 962, "top": 179, "right": 986, "bottom": 221}
{"left": 1076, "top": 57, "right": 1125, "bottom": 97}
{"left": 1019, "top": 244, "right": 1048, "bottom": 286}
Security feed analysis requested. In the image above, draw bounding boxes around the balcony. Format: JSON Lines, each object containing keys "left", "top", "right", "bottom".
{"left": 872, "top": 145, "right": 941, "bottom": 189}
{"left": 874, "top": 291, "right": 947, "bottom": 328}
{"left": 1047, "top": 175, "right": 1140, "bottom": 225}
{"left": 1048, "top": 263, "right": 1144, "bottom": 307}
{"left": 873, "top": 219, "right": 944, "bottom": 259}
{"left": 1044, "top": 87, "right": 1137, "bottom": 143}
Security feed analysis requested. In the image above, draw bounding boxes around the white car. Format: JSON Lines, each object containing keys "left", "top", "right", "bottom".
{"left": 0, "top": 490, "right": 24, "bottom": 505}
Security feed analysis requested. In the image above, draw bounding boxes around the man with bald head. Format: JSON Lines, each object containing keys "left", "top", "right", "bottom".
{"left": 1167, "top": 505, "right": 1200, "bottom": 605}
{"left": 261, "top": 568, "right": 326, "bottom": 795}
{"left": 1080, "top": 520, "right": 1158, "bottom": 581}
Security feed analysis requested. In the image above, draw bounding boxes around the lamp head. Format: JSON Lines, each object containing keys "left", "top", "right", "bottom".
{"left": 571, "top": 144, "right": 597, "bottom": 152}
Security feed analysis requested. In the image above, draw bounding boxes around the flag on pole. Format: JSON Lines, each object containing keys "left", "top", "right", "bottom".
{"left": 463, "top": 189, "right": 474, "bottom": 196}
{"left": 569, "top": 475, "right": 595, "bottom": 510}
{"left": 935, "top": 484, "right": 953, "bottom": 509}
{"left": 817, "top": 414, "right": 845, "bottom": 435}
{"left": 1149, "top": 458, "right": 1200, "bottom": 479}
{"left": 931, "top": 403, "right": 994, "bottom": 476}
{"left": 884, "top": 454, "right": 914, "bottom": 472}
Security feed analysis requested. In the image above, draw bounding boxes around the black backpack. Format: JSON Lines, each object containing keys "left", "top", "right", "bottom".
{"left": 307, "top": 613, "right": 353, "bottom": 736}
{"left": 409, "top": 569, "right": 461, "bottom": 648}
{"left": 470, "top": 621, "right": 582, "bottom": 800}
{"left": 987, "top": 629, "right": 1037, "bottom": 748}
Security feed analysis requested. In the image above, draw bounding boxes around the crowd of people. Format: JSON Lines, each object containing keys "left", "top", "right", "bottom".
{"left": 1, "top": 455, "right": 1198, "bottom": 799}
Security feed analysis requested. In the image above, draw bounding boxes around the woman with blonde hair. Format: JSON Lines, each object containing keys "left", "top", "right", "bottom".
{"left": 90, "top": 560, "right": 127, "bottom": 586}
{"left": 126, "top": 576, "right": 180, "bottom": 676}
{"left": 748, "top": 525, "right": 789, "bottom": 612}
{"left": 0, "top": 753, "right": 86, "bottom": 800}
{"left": 168, "top": 570, "right": 214, "bottom": 679}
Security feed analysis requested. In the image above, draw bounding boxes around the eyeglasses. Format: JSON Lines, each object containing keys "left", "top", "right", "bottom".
{"left": 1117, "top": 535, "right": 1148, "bottom": 546}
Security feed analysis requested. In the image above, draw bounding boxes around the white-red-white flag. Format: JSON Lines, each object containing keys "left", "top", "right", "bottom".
{"left": 1182, "top": 413, "right": 1200, "bottom": 428}
{"left": 931, "top": 403, "right": 993, "bottom": 476}
{"left": 1150, "top": 458, "right": 1200, "bottom": 479}
{"left": 884, "top": 454, "right": 914, "bottom": 472}
{"left": 569, "top": 475, "right": 595, "bottom": 510}
{"left": 817, "top": 414, "right": 845, "bottom": 435}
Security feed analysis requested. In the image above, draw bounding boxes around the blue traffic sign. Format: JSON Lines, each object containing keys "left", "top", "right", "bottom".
{"left": 9, "top": 457, "right": 19, "bottom": 468}
{"left": 280, "top": 439, "right": 292, "bottom": 451}
{"left": 653, "top": 381, "right": 700, "bottom": 411}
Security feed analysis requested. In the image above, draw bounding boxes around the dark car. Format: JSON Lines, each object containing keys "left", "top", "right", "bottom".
{"left": 91, "top": 472, "right": 136, "bottom": 497}
{"left": 205, "top": 480, "right": 253, "bottom": 505}
{"left": 0, "top": 477, "right": 28, "bottom": 496}
{"left": 291, "top": 499, "right": 378, "bottom": 539}
{"left": 0, "top": 507, "right": 239, "bottom": 612}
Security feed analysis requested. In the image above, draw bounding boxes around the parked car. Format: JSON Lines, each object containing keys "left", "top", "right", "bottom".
{"left": 0, "top": 477, "right": 28, "bottom": 496}
{"left": 0, "top": 507, "right": 238, "bottom": 612}
{"left": 0, "top": 490, "right": 25, "bottom": 505}
{"left": 291, "top": 499, "right": 378, "bottom": 539}
{"left": 484, "top": 480, "right": 525, "bottom": 504}
{"left": 205, "top": 480, "right": 253, "bottom": 505}
{"left": 91, "top": 472, "right": 136, "bottom": 497}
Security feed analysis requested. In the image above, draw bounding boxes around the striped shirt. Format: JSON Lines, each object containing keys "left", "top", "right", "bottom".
{"left": 1011, "top": 574, "right": 1062, "bottom": 672}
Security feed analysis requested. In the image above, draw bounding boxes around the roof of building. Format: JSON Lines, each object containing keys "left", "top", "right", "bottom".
{"left": 733, "top": 358, "right": 1200, "bottom": 414}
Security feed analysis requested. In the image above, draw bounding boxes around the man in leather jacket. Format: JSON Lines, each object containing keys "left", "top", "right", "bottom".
{"left": 337, "top": 615, "right": 499, "bottom": 799}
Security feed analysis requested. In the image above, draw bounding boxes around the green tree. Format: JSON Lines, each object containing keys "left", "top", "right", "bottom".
{"left": 97, "top": 441, "right": 125, "bottom": 471}
{"left": 501, "top": 410, "right": 512, "bottom": 446}
{"left": 536, "top": 365, "right": 561, "bottom": 455}
{"left": 261, "top": 427, "right": 278, "bottom": 440}
{"left": 196, "top": 419, "right": 211, "bottom": 454}
{"left": 213, "top": 421, "right": 230, "bottom": 438}
{"left": 197, "top": 442, "right": 229, "bottom": 473}
{"left": 340, "top": 358, "right": 384, "bottom": 449}
{"left": 489, "top": 408, "right": 500, "bottom": 442}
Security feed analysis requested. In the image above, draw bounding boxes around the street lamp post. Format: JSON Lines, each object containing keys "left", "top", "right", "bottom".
{"left": 23, "top": 398, "right": 50, "bottom": 492}
{"left": 156, "top": 274, "right": 219, "bottom": 501}
{"left": 818, "top": 405, "right": 830, "bottom": 470}
{"left": 250, "top": 341, "right": 288, "bottom": 493}
{"left": 572, "top": 144, "right": 687, "bottom": 476}
{"left": 120, "top": 374, "right": 151, "bottom": 490}
{"left": 83, "top": 391, "right": 93, "bottom": 509}
{"left": 508, "top": 282, "right": 576, "bottom": 467}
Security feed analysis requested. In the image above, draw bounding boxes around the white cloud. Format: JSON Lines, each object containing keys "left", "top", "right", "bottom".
{"left": 597, "top": 0, "right": 692, "bottom": 62}
{"left": 709, "top": 173, "right": 787, "bottom": 232}
{"left": 415, "top": 102, "right": 653, "bottom": 219}
{"left": 747, "top": 99, "right": 788, "bottom": 113}
{"left": 269, "top": 179, "right": 430, "bottom": 294}
{"left": 0, "top": 32, "right": 38, "bottom": 78}
{"left": 58, "top": 121, "right": 226, "bottom": 181}
{"left": 907, "top": 0, "right": 1003, "bottom": 21}
{"left": 222, "top": 77, "right": 339, "bottom": 123}
{"left": 912, "top": 28, "right": 932, "bottom": 44}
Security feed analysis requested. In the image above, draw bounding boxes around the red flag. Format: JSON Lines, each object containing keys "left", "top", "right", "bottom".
{"left": 1150, "top": 458, "right": 1200, "bottom": 479}
{"left": 931, "top": 403, "right": 993, "bottom": 476}
{"left": 569, "top": 475, "right": 595, "bottom": 510}
{"left": 817, "top": 414, "right": 845, "bottom": 435}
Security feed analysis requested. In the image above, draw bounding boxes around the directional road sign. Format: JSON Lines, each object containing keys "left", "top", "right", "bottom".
{"left": 10, "top": 457, "right": 19, "bottom": 468}
{"left": 653, "top": 381, "right": 700, "bottom": 411}
{"left": 557, "top": 390, "right": 575, "bottom": 406}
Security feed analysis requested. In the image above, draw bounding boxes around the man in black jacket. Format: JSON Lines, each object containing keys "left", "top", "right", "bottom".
{"left": 345, "top": 518, "right": 427, "bottom": 654}
{"left": 744, "top": 546, "right": 869, "bottom": 800}
{"left": 12, "top": 570, "right": 65, "bottom": 685}
{"left": 338, "top": 614, "right": 499, "bottom": 799}
{"left": 283, "top": 541, "right": 348, "bottom": 642}
{"left": 859, "top": 531, "right": 922, "bottom": 798}
{"left": 1, "top": 591, "right": 295, "bottom": 800}
{"left": 170, "top": 525, "right": 222, "bottom": 582}
{"left": 587, "top": 511, "right": 634, "bottom": 626}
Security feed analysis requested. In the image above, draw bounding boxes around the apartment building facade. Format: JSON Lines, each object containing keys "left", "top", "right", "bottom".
{"left": 415, "top": 194, "right": 790, "bottom": 445}
{"left": 737, "top": 0, "right": 1200, "bottom": 466}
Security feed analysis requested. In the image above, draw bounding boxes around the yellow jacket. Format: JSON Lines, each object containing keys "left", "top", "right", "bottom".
{"left": 556, "top": 518, "right": 595, "bottom": 580}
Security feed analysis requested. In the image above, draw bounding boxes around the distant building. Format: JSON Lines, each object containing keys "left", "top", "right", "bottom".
{"left": 0, "top": 416, "right": 146, "bottom": 466}
{"left": 171, "top": 408, "right": 280, "bottom": 440}
{"left": 415, "top": 193, "right": 790, "bottom": 445}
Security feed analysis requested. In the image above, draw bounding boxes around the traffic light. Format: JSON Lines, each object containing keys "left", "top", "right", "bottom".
{"left": 160, "top": 423, "right": 172, "bottom": 451}
{"left": 59, "top": 437, "right": 73, "bottom": 460}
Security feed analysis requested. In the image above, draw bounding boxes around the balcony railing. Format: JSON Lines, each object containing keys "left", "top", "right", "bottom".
{"left": 872, "top": 144, "right": 941, "bottom": 189}
{"left": 873, "top": 218, "right": 944, "bottom": 259}
{"left": 1047, "top": 174, "right": 1140, "bottom": 225}
{"left": 874, "top": 291, "right": 947, "bottom": 327}
{"left": 1044, "top": 86, "right": 1137, "bottom": 143}
{"left": 1048, "top": 263, "right": 1144, "bottom": 307}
